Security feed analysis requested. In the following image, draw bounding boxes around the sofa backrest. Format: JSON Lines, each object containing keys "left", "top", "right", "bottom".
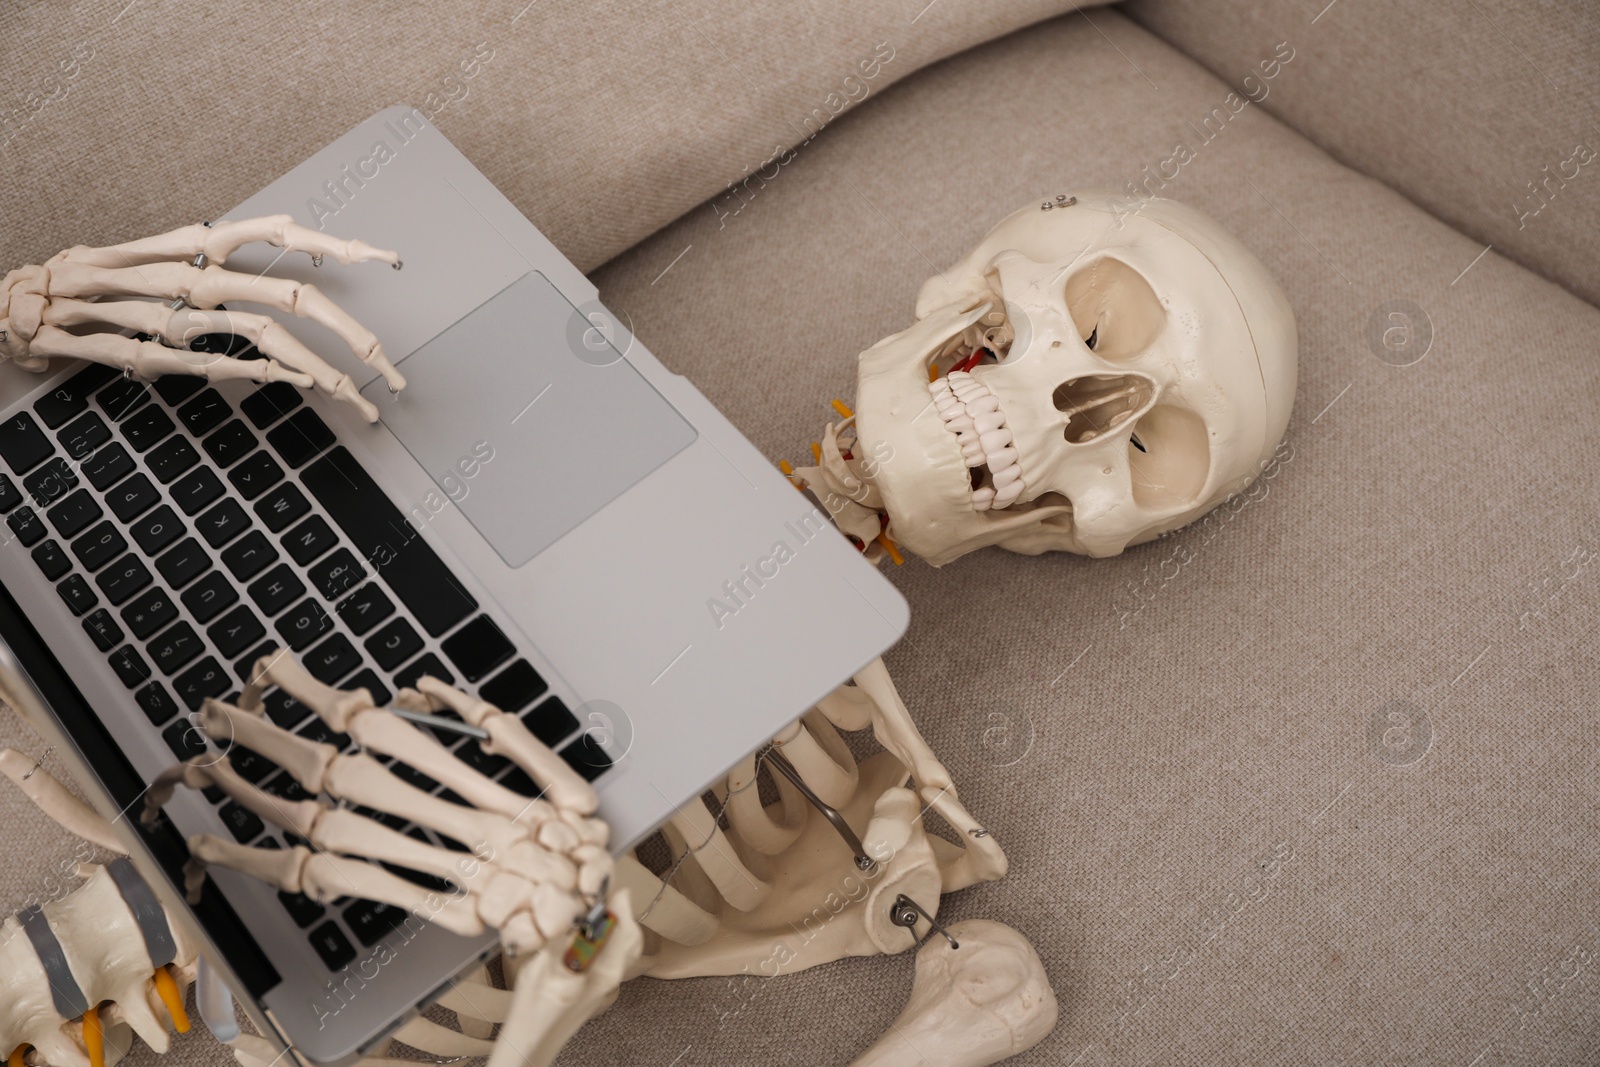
{"left": 1126, "top": 0, "right": 1600, "bottom": 307}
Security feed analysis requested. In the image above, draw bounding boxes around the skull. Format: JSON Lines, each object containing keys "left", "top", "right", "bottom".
{"left": 853, "top": 193, "right": 1296, "bottom": 564}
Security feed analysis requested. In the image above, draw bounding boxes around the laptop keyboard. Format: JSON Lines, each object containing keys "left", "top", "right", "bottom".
{"left": 0, "top": 356, "right": 614, "bottom": 971}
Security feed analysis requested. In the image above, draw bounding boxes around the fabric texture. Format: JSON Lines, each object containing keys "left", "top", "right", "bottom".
{"left": 0, "top": 0, "right": 1099, "bottom": 276}
{"left": 2, "top": 5, "right": 1599, "bottom": 1067}
{"left": 1125, "top": 0, "right": 1600, "bottom": 307}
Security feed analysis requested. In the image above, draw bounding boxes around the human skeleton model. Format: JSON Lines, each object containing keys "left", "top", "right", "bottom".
{"left": 0, "top": 191, "right": 1295, "bottom": 1067}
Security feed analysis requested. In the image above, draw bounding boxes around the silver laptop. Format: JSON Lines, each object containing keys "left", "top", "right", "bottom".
{"left": 0, "top": 105, "right": 907, "bottom": 1064}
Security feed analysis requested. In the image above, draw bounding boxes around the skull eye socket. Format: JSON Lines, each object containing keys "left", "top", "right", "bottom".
{"left": 1127, "top": 405, "right": 1210, "bottom": 509}
{"left": 1063, "top": 257, "right": 1165, "bottom": 360}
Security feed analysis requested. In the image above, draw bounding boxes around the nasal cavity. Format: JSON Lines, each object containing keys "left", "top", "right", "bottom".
{"left": 1052, "top": 373, "right": 1155, "bottom": 444}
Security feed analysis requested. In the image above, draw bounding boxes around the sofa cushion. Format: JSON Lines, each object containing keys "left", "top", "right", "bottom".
{"left": 572, "top": 11, "right": 1600, "bottom": 1065}
{"left": 0, "top": 0, "right": 1102, "bottom": 275}
{"left": 1126, "top": 0, "right": 1600, "bottom": 307}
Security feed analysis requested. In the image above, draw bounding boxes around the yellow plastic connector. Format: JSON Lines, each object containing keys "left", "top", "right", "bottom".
{"left": 153, "top": 965, "right": 191, "bottom": 1034}
{"left": 82, "top": 1008, "right": 103, "bottom": 1067}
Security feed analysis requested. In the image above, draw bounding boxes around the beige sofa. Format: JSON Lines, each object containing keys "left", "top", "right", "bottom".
{"left": 2, "top": 1, "right": 1598, "bottom": 1063}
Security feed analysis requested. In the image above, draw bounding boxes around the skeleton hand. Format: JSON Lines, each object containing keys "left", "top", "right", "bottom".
{"left": 1, "top": 216, "right": 404, "bottom": 422}
{"left": 141, "top": 650, "right": 611, "bottom": 959}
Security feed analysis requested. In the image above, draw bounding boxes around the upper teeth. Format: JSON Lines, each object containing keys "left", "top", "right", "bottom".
{"left": 928, "top": 371, "right": 1025, "bottom": 511}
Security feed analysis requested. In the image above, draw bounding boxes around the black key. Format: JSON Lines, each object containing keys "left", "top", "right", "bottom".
{"left": 148, "top": 622, "right": 204, "bottom": 673}
{"left": 254, "top": 482, "right": 310, "bottom": 533}
{"left": 218, "top": 801, "right": 263, "bottom": 844}
{"left": 173, "top": 656, "right": 229, "bottom": 710}
{"left": 161, "top": 718, "right": 208, "bottom": 760}
{"left": 263, "top": 772, "right": 314, "bottom": 803}
{"left": 304, "top": 634, "right": 360, "bottom": 684}
{"left": 341, "top": 668, "right": 392, "bottom": 708}
{"left": 135, "top": 681, "right": 179, "bottom": 726}
{"left": 228, "top": 450, "right": 283, "bottom": 500}
{"left": 187, "top": 327, "right": 255, "bottom": 361}
{"left": 95, "top": 554, "right": 152, "bottom": 605}
{"left": 108, "top": 644, "right": 151, "bottom": 688}
{"left": 560, "top": 730, "right": 614, "bottom": 781}
{"left": 394, "top": 652, "right": 452, "bottom": 692}
{"left": 441, "top": 615, "right": 515, "bottom": 683}
{"left": 177, "top": 389, "right": 231, "bottom": 437}
{"left": 30, "top": 539, "right": 70, "bottom": 580}
{"left": 276, "top": 599, "right": 331, "bottom": 650}
{"left": 264, "top": 688, "right": 312, "bottom": 731}
{"left": 221, "top": 531, "right": 278, "bottom": 581}
{"left": 47, "top": 488, "right": 102, "bottom": 538}
{"left": 365, "top": 617, "right": 422, "bottom": 671}
{"left": 198, "top": 498, "right": 249, "bottom": 548}
{"left": 283, "top": 515, "right": 336, "bottom": 565}
{"left": 81, "top": 442, "right": 135, "bottom": 490}
{"left": 96, "top": 378, "right": 149, "bottom": 420}
{"left": 479, "top": 659, "right": 547, "bottom": 713}
{"left": 248, "top": 564, "right": 305, "bottom": 616}
{"left": 280, "top": 891, "right": 326, "bottom": 929}
{"left": 82, "top": 609, "right": 123, "bottom": 651}
{"left": 267, "top": 409, "right": 336, "bottom": 468}
{"left": 336, "top": 583, "right": 393, "bottom": 636}
{"left": 129, "top": 505, "right": 184, "bottom": 555}
{"left": 308, "top": 548, "right": 365, "bottom": 601}
{"left": 208, "top": 605, "right": 265, "bottom": 660}
{"left": 241, "top": 382, "right": 303, "bottom": 429}
{"left": 105, "top": 473, "right": 158, "bottom": 523}
{"left": 297, "top": 716, "right": 353, "bottom": 751}
{"left": 146, "top": 435, "right": 199, "bottom": 483}
{"left": 234, "top": 640, "right": 282, "bottom": 683}
{"left": 344, "top": 899, "right": 407, "bottom": 948}
{"left": 120, "top": 586, "right": 179, "bottom": 639}
{"left": 181, "top": 571, "right": 237, "bottom": 623}
{"left": 497, "top": 766, "right": 542, "bottom": 798}
{"left": 228, "top": 744, "right": 281, "bottom": 785}
{"left": 308, "top": 921, "right": 356, "bottom": 970}
{"left": 58, "top": 411, "right": 110, "bottom": 460}
{"left": 71, "top": 521, "right": 127, "bottom": 572}
{"left": 35, "top": 364, "right": 116, "bottom": 428}
{"left": 151, "top": 374, "right": 207, "bottom": 407}
{"left": 155, "top": 537, "right": 211, "bottom": 588}
{"left": 0, "top": 411, "right": 51, "bottom": 474}
{"left": 390, "top": 762, "right": 438, "bottom": 792}
{"left": 523, "top": 696, "right": 579, "bottom": 748}
{"left": 119, "top": 404, "right": 175, "bottom": 453}
{"left": 170, "top": 467, "right": 224, "bottom": 515}
{"left": 24, "top": 458, "right": 78, "bottom": 506}
{"left": 7, "top": 506, "right": 45, "bottom": 546}
{"left": 56, "top": 574, "right": 98, "bottom": 616}
{"left": 454, "top": 739, "right": 509, "bottom": 778}
{"left": 0, "top": 475, "right": 19, "bottom": 512}
{"left": 304, "top": 449, "right": 478, "bottom": 636}
{"left": 354, "top": 804, "right": 406, "bottom": 832}
{"left": 203, "top": 419, "right": 256, "bottom": 468}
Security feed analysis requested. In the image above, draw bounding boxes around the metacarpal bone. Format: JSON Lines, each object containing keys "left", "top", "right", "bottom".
{"left": 412, "top": 676, "right": 600, "bottom": 816}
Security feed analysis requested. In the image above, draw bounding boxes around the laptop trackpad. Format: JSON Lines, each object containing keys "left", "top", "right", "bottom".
{"left": 362, "top": 270, "right": 697, "bottom": 568}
